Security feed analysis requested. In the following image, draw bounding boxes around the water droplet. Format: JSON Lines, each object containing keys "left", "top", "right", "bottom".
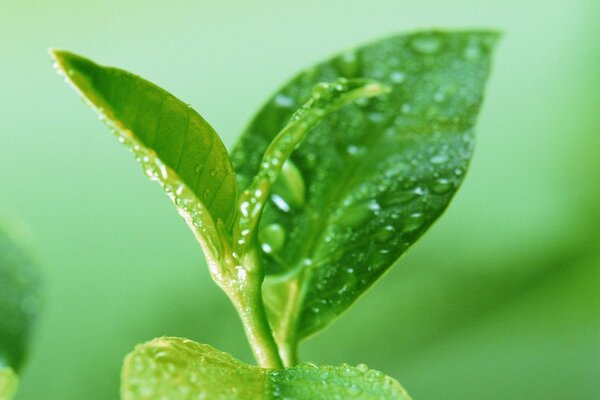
{"left": 375, "top": 225, "right": 396, "bottom": 242}
{"left": 239, "top": 201, "right": 250, "bottom": 217}
{"left": 403, "top": 212, "right": 425, "bottom": 232}
{"left": 271, "top": 194, "right": 290, "bottom": 213}
{"left": 272, "top": 160, "right": 305, "bottom": 208}
{"left": 259, "top": 223, "right": 286, "bottom": 254}
{"left": 356, "top": 363, "right": 369, "bottom": 373}
{"left": 336, "top": 50, "right": 360, "bottom": 77}
{"left": 430, "top": 153, "right": 449, "bottom": 164}
{"left": 464, "top": 41, "right": 482, "bottom": 61}
{"left": 274, "top": 94, "right": 294, "bottom": 108}
{"left": 390, "top": 71, "right": 405, "bottom": 84}
{"left": 368, "top": 112, "right": 385, "bottom": 123}
{"left": 429, "top": 178, "right": 454, "bottom": 194}
{"left": 209, "top": 168, "right": 217, "bottom": 177}
{"left": 346, "top": 144, "right": 366, "bottom": 156}
{"left": 236, "top": 266, "right": 247, "bottom": 281}
{"left": 411, "top": 35, "right": 441, "bottom": 54}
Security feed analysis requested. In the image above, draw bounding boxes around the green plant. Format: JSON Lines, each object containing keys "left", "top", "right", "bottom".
{"left": 0, "top": 221, "right": 41, "bottom": 400}
{"left": 51, "top": 29, "right": 497, "bottom": 399}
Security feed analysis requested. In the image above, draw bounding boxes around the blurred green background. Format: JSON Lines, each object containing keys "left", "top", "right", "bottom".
{"left": 1, "top": 0, "right": 599, "bottom": 398}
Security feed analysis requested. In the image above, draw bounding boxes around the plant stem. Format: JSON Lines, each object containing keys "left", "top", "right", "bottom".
{"left": 280, "top": 340, "right": 298, "bottom": 367}
{"left": 219, "top": 249, "right": 283, "bottom": 369}
{"left": 232, "top": 284, "right": 283, "bottom": 369}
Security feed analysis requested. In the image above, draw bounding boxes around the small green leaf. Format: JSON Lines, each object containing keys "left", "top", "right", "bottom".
{"left": 0, "top": 367, "right": 18, "bottom": 400}
{"left": 232, "top": 30, "right": 499, "bottom": 354}
{"left": 121, "top": 337, "right": 410, "bottom": 400}
{"left": 234, "top": 78, "right": 389, "bottom": 254}
{"left": 51, "top": 50, "right": 237, "bottom": 262}
{"left": 0, "top": 222, "right": 40, "bottom": 372}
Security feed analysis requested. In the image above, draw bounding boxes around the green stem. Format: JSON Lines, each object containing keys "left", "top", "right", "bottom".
{"left": 220, "top": 250, "right": 283, "bottom": 369}
{"left": 280, "top": 340, "right": 299, "bottom": 367}
{"left": 231, "top": 285, "right": 283, "bottom": 369}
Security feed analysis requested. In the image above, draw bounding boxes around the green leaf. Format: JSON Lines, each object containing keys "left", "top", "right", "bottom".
{"left": 231, "top": 30, "right": 499, "bottom": 353}
{"left": 51, "top": 50, "right": 237, "bottom": 262}
{"left": 0, "top": 367, "right": 18, "bottom": 400}
{"left": 233, "top": 78, "right": 389, "bottom": 255}
{"left": 0, "top": 222, "right": 40, "bottom": 372}
{"left": 121, "top": 337, "right": 410, "bottom": 400}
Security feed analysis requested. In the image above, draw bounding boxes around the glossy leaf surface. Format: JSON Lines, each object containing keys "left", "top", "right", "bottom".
{"left": 232, "top": 30, "right": 499, "bottom": 343}
{"left": 0, "top": 223, "right": 40, "bottom": 372}
{"left": 234, "top": 78, "right": 389, "bottom": 254}
{"left": 121, "top": 337, "right": 410, "bottom": 400}
{"left": 51, "top": 50, "right": 237, "bottom": 261}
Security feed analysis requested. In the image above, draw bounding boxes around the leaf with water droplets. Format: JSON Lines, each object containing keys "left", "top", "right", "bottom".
{"left": 232, "top": 30, "right": 499, "bottom": 357}
{"left": 51, "top": 50, "right": 237, "bottom": 262}
{"left": 0, "top": 222, "right": 41, "bottom": 373}
{"left": 233, "top": 78, "right": 389, "bottom": 254}
{"left": 121, "top": 337, "right": 411, "bottom": 400}
{"left": 0, "top": 367, "right": 18, "bottom": 400}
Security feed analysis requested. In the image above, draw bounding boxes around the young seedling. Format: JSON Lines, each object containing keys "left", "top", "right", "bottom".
{"left": 51, "top": 30, "right": 498, "bottom": 399}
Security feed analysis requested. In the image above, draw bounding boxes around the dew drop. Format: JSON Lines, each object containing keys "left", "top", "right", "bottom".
{"left": 336, "top": 50, "right": 360, "bottom": 77}
{"left": 464, "top": 41, "right": 482, "bottom": 61}
{"left": 356, "top": 363, "right": 369, "bottom": 373}
{"left": 429, "top": 178, "right": 454, "bottom": 194}
{"left": 375, "top": 225, "right": 396, "bottom": 242}
{"left": 271, "top": 194, "right": 291, "bottom": 213}
{"left": 403, "top": 212, "right": 425, "bottom": 232}
{"left": 259, "top": 223, "right": 286, "bottom": 254}
{"left": 430, "top": 153, "right": 449, "bottom": 164}
{"left": 209, "top": 168, "right": 217, "bottom": 177}
{"left": 411, "top": 35, "right": 441, "bottom": 54}
{"left": 346, "top": 144, "right": 366, "bottom": 156}
{"left": 274, "top": 94, "right": 294, "bottom": 108}
{"left": 390, "top": 71, "right": 405, "bottom": 84}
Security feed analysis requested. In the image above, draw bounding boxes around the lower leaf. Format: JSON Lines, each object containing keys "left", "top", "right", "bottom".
{"left": 121, "top": 337, "right": 411, "bottom": 400}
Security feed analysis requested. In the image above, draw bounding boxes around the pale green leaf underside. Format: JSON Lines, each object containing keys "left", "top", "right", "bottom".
{"left": 121, "top": 337, "right": 410, "bottom": 400}
{"left": 51, "top": 50, "right": 237, "bottom": 259}
{"left": 0, "top": 367, "right": 18, "bottom": 400}
{"left": 232, "top": 30, "right": 499, "bottom": 341}
{"left": 0, "top": 223, "right": 40, "bottom": 372}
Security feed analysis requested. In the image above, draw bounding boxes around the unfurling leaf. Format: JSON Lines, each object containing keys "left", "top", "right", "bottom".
{"left": 121, "top": 337, "right": 411, "bottom": 400}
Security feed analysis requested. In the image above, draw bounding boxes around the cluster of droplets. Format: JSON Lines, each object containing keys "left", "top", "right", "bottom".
{"left": 269, "top": 362, "right": 408, "bottom": 399}
{"left": 111, "top": 127, "right": 223, "bottom": 262}
{"left": 124, "top": 338, "right": 264, "bottom": 400}
{"left": 248, "top": 31, "right": 486, "bottom": 333}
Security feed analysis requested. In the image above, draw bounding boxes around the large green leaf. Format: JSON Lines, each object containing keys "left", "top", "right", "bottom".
{"left": 0, "top": 222, "right": 40, "bottom": 372}
{"left": 121, "top": 337, "right": 411, "bottom": 400}
{"left": 51, "top": 50, "right": 237, "bottom": 262}
{"left": 231, "top": 30, "right": 499, "bottom": 352}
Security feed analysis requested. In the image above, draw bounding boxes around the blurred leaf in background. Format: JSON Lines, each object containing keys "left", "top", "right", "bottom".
{"left": 0, "top": 221, "right": 41, "bottom": 398}
{"left": 0, "top": 0, "right": 598, "bottom": 399}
